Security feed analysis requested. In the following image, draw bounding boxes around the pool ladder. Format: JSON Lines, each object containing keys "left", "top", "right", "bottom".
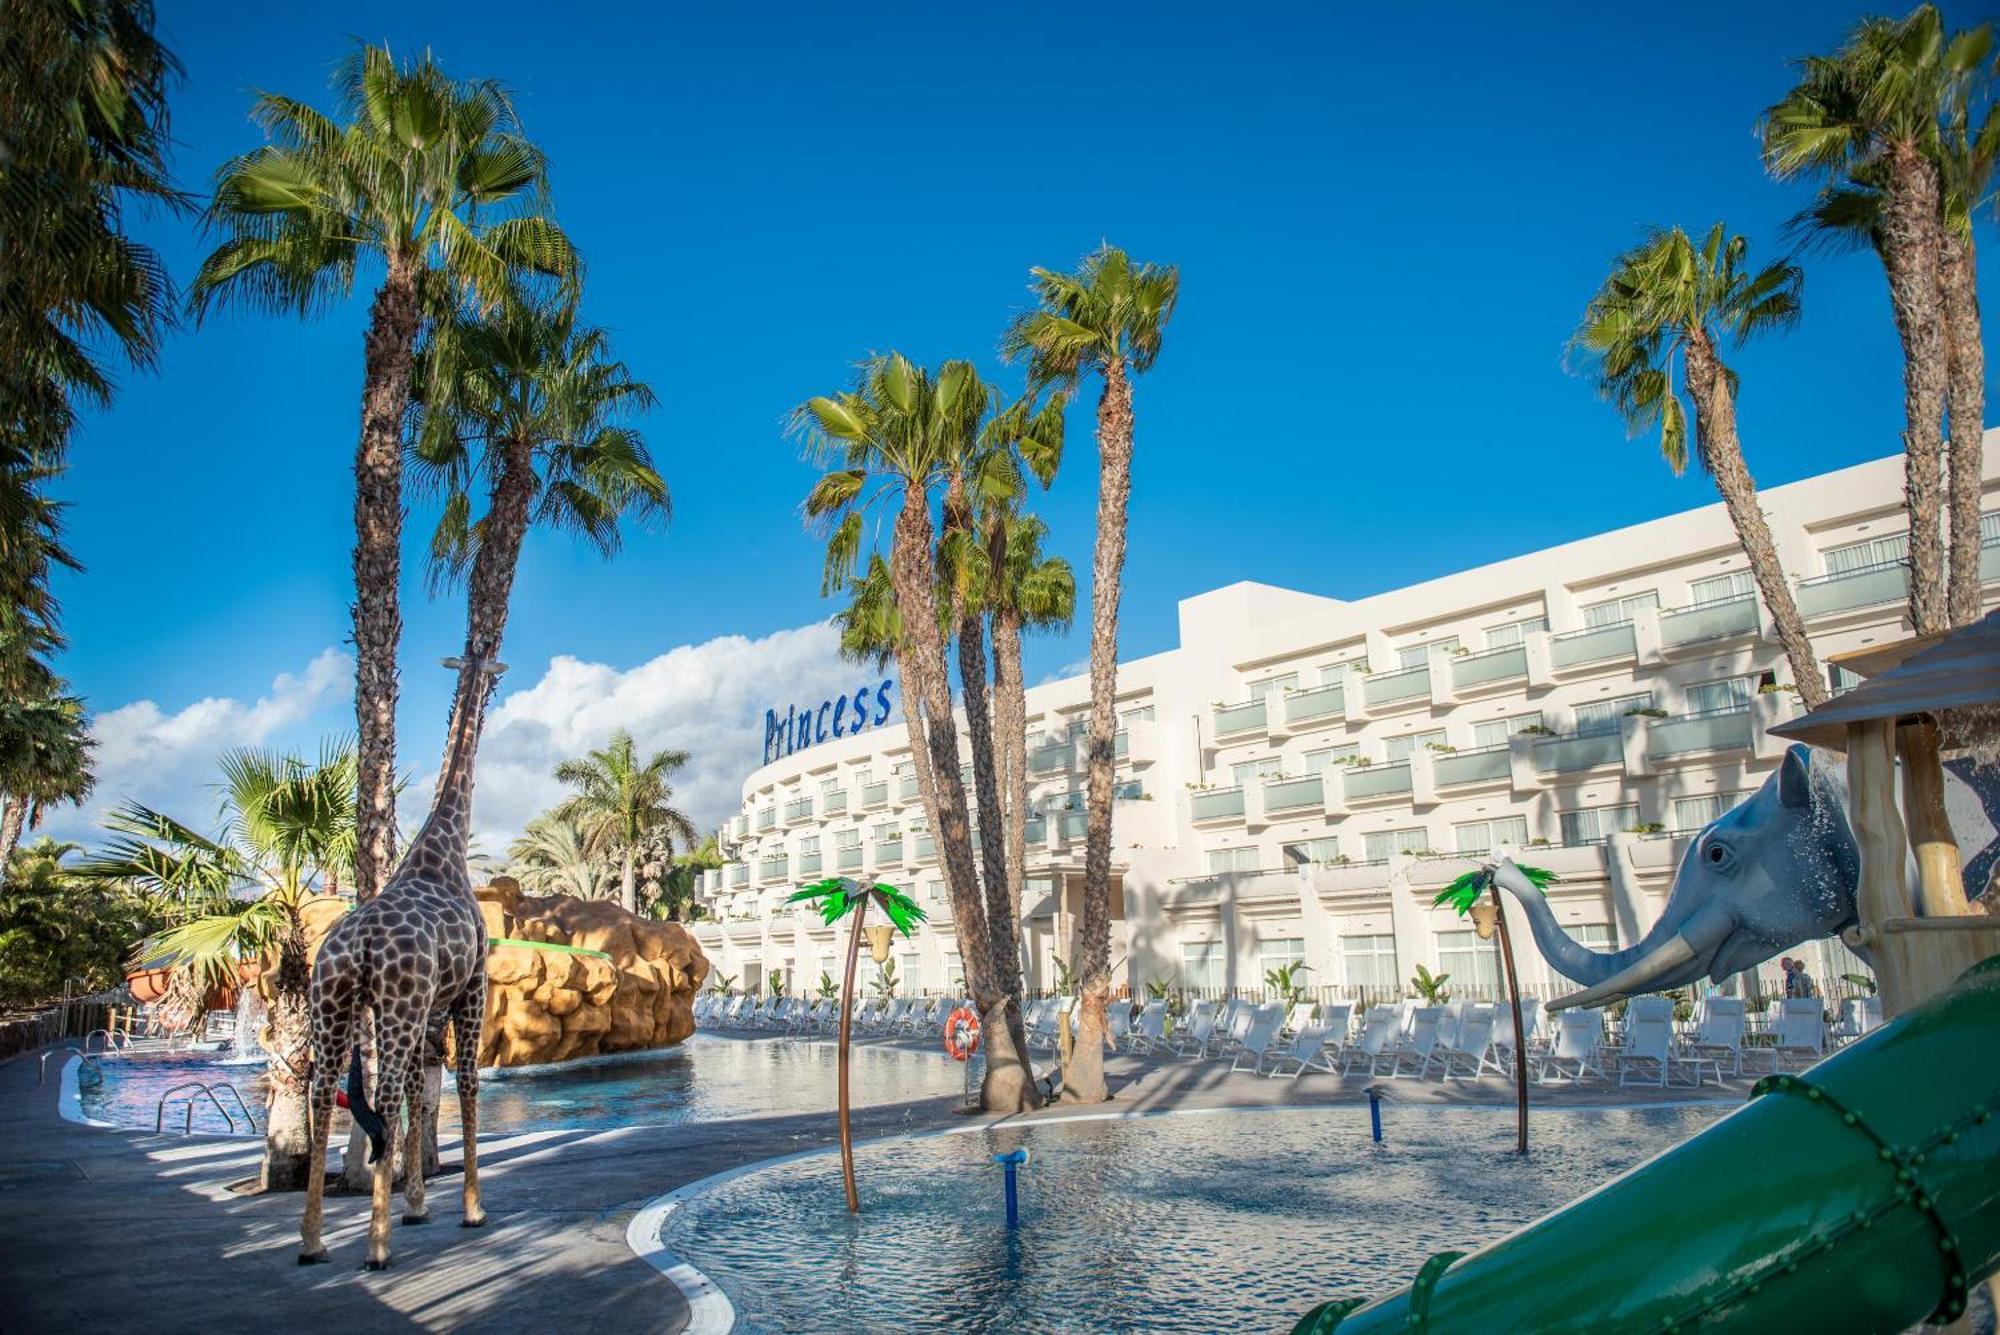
{"left": 155, "top": 1080, "right": 259, "bottom": 1135}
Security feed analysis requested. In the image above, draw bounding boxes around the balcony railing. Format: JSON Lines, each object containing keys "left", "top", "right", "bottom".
{"left": 1549, "top": 621, "right": 1637, "bottom": 669}
{"left": 797, "top": 853, "right": 823, "bottom": 876}
{"left": 836, "top": 845, "right": 864, "bottom": 872}
{"left": 754, "top": 807, "right": 778, "bottom": 831}
{"left": 1532, "top": 730, "right": 1624, "bottom": 774}
{"left": 1432, "top": 745, "right": 1511, "bottom": 787}
{"left": 1796, "top": 559, "right": 1908, "bottom": 619}
{"left": 1450, "top": 645, "right": 1528, "bottom": 691}
{"left": 1114, "top": 730, "right": 1131, "bottom": 760}
{"left": 898, "top": 775, "right": 920, "bottom": 800}
{"left": 783, "top": 797, "right": 814, "bottom": 824}
{"left": 1262, "top": 774, "right": 1324, "bottom": 811}
{"left": 913, "top": 832, "right": 936, "bottom": 862}
{"left": 1283, "top": 682, "right": 1345, "bottom": 726}
{"left": 758, "top": 856, "right": 789, "bottom": 882}
{"left": 1648, "top": 705, "right": 1753, "bottom": 759}
{"left": 728, "top": 864, "right": 749, "bottom": 887}
{"left": 1362, "top": 666, "right": 1430, "bottom": 710}
{"left": 1058, "top": 810, "right": 1088, "bottom": 840}
{"left": 1190, "top": 785, "right": 1246, "bottom": 821}
{"left": 822, "top": 789, "right": 848, "bottom": 815}
{"left": 1024, "top": 816, "right": 1047, "bottom": 843}
{"left": 1343, "top": 762, "right": 1413, "bottom": 800}
{"left": 874, "top": 838, "right": 904, "bottom": 865}
{"left": 859, "top": 781, "right": 889, "bottom": 808}
{"left": 1029, "top": 741, "right": 1074, "bottom": 774}
{"left": 1213, "top": 699, "right": 1268, "bottom": 736}
{"left": 1658, "top": 593, "right": 1758, "bottom": 648}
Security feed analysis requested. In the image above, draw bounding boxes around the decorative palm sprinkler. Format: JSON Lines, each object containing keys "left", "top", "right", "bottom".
{"left": 785, "top": 876, "right": 926, "bottom": 1213}
{"left": 1435, "top": 861, "right": 1557, "bottom": 1154}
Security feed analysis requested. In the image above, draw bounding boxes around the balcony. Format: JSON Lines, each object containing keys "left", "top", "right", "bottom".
{"left": 898, "top": 775, "right": 920, "bottom": 800}
{"left": 797, "top": 852, "right": 823, "bottom": 876}
{"left": 1262, "top": 774, "right": 1324, "bottom": 813}
{"left": 1432, "top": 745, "right": 1511, "bottom": 788}
{"left": 1342, "top": 762, "right": 1413, "bottom": 802}
{"left": 1796, "top": 560, "right": 1908, "bottom": 619}
{"left": 858, "top": 781, "right": 890, "bottom": 810}
{"left": 1549, "top": 621, "right": 1637, "bottom": 670}
{"left": 1985, "top": 539, "right": 2000, "bottom": 582}
{"left": 1057, "top": 810, "right": 1089, "bottom": 841}
{"left": 836, "top": 845, "right": 864, "bottom": 872}
{"left": 1658, "top": 594, "right": 1758, "bottom": 649}
{"left": 1024, "top": 815, "right": 1047, "bottom": 843}
{"left": 1030, "top": 741, "right": 1075, "bottom": 775}
{"left": 729, "top": 813, "right": 748, "bottom": 840}
{"left": 1282, "top": 682, "right": 1345, "bottom": 727}
{"left": 757, "top": 855, "right": 789, "bottom": 884}
{"left": 1113, "top": 730, "right": 1131, "bottom": 761}
{"left": 783, "top": 797, "right": 814, "bottom": 825}
{"left": 821, "top": 789, "right": 848, "bottom": 816}
{"left": 1450, "top": 645, "right": 1528, "bottom": 693}
{"left": 727, "top": 863, "right": 749, "bottom": 888}
{"left": 1190, "top": 785, "right": 1246, "bottom": 822}
{"left": 874, "top": 838, "right": 904, "bottom": 866}
{"left": 1213, "top": 699, "right": 1268, "bottom": 738}
{"left": 754, "top": 806, "right": 778, "bottom": 832}
{"left": 913, "top": 832, "right": 936, "bottom": 862}
{"left": 1532, "top": 730, "right": 1623, "bottom": 774}
{"left": 1362, "top": 666, "right": 1430, "bottom": 711}
{"left": 1648, "top": 706, "right": 1754, "bottom": 761}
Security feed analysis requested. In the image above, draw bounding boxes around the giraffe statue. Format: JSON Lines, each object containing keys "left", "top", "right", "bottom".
{"left": 298, "top": 654, "right": 502, "bottom": 1269}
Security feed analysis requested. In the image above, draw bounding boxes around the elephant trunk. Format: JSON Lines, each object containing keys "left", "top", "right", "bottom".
{"left": 1494, "top": 860, "right": 1736, "bottom": 1012}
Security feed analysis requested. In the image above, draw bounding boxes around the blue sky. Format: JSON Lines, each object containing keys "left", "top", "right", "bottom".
{"left": 51, "top": 1, "right": 1999, "bottom": 845}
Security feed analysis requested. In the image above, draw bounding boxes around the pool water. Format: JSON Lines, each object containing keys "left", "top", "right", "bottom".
{"left": 77, "top": 1034, "right": 969, "bottom": 1136}
{"left": 656, "top": 1104, "right": 1728, "bottom": 1333}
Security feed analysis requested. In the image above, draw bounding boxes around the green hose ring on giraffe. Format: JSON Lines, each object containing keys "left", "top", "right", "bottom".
{"left": 486, "top": 936, "right": 613, "bottom": 961}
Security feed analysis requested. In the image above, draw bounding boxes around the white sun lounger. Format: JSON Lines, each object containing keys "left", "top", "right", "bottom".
{"left": 1538, "top": 1010, "right": 1609, "bottom": 1084}
{"left": 1343, "top": 1006, "right": 1401, "bottom": 1075}
{"left": 1227, "top": 1008, "right": 1287, "bottom": 1075}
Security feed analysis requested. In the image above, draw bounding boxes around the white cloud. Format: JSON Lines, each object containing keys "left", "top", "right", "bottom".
{"left": 407, "top": 621, "right": 859, "bottom": 858}
{"left": 46, "top": 648, "right": 353, "bottom": 842}
{"left": 1038, "top": 657, "right": 1089, "bottom": 686}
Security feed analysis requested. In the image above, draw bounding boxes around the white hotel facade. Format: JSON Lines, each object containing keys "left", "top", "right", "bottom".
{"left": 692, "top": 442, "right": 2000, "bottom": 1005}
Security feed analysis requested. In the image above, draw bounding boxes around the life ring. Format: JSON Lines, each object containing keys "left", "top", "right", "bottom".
{"left": 943, "top": 1007, "right": 981, "bottom": 1061}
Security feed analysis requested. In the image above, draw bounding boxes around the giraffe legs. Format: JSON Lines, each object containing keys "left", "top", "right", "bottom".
{"left": 452, "top": 979, "right": 487, "bottom": 1229}
{"left": 399, "top": 1061, "right": 430, "bottom": 1225}
{"left": 364, "top": 1013, "right": 420, "bottom": 1270}
{"left": 299, "top": 1002, "right": 352, "bottom": 1264}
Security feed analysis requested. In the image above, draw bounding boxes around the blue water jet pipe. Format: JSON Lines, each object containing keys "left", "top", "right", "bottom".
{"left": 993, "top": 1148, "right": 1029, "bottom": 1228}
{"left": 1366, "top": 1085, "right": 1384, "bottom": 1143}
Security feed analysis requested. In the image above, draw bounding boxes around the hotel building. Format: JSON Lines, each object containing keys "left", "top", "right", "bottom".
{"left": 692, "top": 441, "right": 2000, "bottom": 1004}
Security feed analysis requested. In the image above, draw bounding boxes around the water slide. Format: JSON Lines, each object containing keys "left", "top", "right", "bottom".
{"left": 1297, "top": 958, "right": 2000, "bottom": 1333}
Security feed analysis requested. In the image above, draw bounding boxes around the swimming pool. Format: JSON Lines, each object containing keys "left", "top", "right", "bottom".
{"left": 75, "top": 1034, "right": 969, "bottom": 1135}
{"left": 647, "top": 1103, "right": 1728, "bottom": 1333}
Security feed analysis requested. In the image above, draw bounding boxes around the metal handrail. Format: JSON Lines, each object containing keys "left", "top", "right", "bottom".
{"left": 1797, "top": 557, "right": 1907, "bottom": 586}
{"left": 155, "top": 1081, "right": 236, "bottom": 1134}
{"left": 207, "top": 1080, "right": 258, "bottom": 1133}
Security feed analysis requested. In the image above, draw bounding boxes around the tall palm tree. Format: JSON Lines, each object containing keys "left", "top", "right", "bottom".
{"left": 1761, "top": 6, "right": 1988, "bottom": 634}
{"left": 91, "top": 741, "right": 358, "bottom": 1191}
{"left": 1003, "top": 245, "right": 1178, "bottom": 1104}
{"left": 0, "top": 687, "right": 93, "bottom": 872}
{"left": 191, "top": 43, "right": 576, "bottom": 900}
{"left": 1939, "top": 91, "right": 1995, "bottom": 627}
{"left": 552, "top": 730, "right": 698, "bottom": 915}
{"left": 505, "top": 811, "right": 608, "bottom": 900}
{"left": 1572, "top": 224, "right": 1828, "bottom": 709}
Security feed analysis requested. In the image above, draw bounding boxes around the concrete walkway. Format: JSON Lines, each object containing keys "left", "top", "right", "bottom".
{"left": 0, "top": 1029, "right": 1745, "bottom": 1334}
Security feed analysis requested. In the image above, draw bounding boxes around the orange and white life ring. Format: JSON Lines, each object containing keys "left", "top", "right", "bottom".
{"left": 943, "top": 1007, "right": 981, "bottom": 1061}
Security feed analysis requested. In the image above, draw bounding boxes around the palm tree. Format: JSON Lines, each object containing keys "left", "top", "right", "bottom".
{"left": 89, "top": 741, "right": 357, "bottom": 1191}
{"left": 505, "top": 812, "right": 608, "bottom": 900}
{"left": 1938, "top": 92, "right": 1994, "bottom": 627}
{"left": 552, "top": 730, "right": 698, "bottom": 915}
{"left": 1572, "top": 224, "right": 1829, "bottom": 710}
{"left": 0, "top": 838, "right": 161, "bottom": 1009}
{"left": 0, "top": 687, "right": 93, "bottom": 871}
{"left": 1003, "top": 245, "right": 1179, "bottom": 1103}
{"left": 1761, "top": 6, "right": 1989, "bottom": 634}
{"left": 191, "top": 43, "right": 576, "bottom": 900}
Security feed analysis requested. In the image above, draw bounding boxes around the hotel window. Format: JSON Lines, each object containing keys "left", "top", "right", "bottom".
{"left": 1580, "top": 591, "right": 1660, "bottom": 628}
{"left": 1472, "top": 712, "right": 1543, "bottom": 748}
{"left": 1673, "top": 792, "right": 1747, "bottom": 831}
{"left": 1281, "top": 836, "right": 1341, "bottom": 866}
{"left": 1688, "top": 571, "right": 1755, "bottom": 606}
{"left": 1114, "top": 779, "right": 1144, "bottom": 800}
{"left": 1317, "top": 662, "right": 1353, "bottom": 686}
{"left": 1685, "top": 675, "right": 1754, "bottom": 715}
{"left": 1254, "top": 672, "right": 1299, "bottom": 697}
{"left": 1437, "top": 930, "right": 1502, "bottom": 991}
{"left": 1453, "top": 816, "right": 1529, "bottom": 854}
{"left": 872, "top": 822, "right": 900, "bottom": 845}
{"left": 1053, "top": 789, "right": 1085, "bottom": 811}
{"left": 819, "top": 776, "right": 841, "bottom": 794}
{"left": 1383, "top": 730, "right": 1446, "bottom": 762}
{"left": 1340, "top": 934, "right": 1399, "bottom": 989}
{"left": 944, "top": 952, "right": 964, "bottom": 991}
{"left": 1576, "top": 924, "right": 1616, "bottom": 950}
{"left": 1364, "top": 827, "right": 1431, "bottom": 861}
{"left": 1181, "top": 942, "right": 1226, "bottom": 992}
{"left": 1482, "top": 616, "right": 1549, "bottom": 650}
{"left": 1302, "top": 743, "right": 1359, "bottom": 772}
{"left": 925, "top": 874, "right": 947, "bottom": 903}
{"left": 1559, "top": 804, "right": 1641, "bottom": 846}
{"left": 1258, "top": 937, "right": 1307, "bottom": 974}
{"left": 800, "top": 835, "right": 820, "bottom": 854}
{"left": 892, "top": 760, "right": 914, "bottom": 779}
{"left": 835, "top": 829, "right": 860, "bottom": 850}
{"left": 1205, "top": 845, "right": 1261, "bottom": 874}
{"left": 1830, "top": 663, "right": 1864, "bottom": 696}
{"left": 1396, "top": 636, "right": 1460, "bottom": 670}
{"left": 1983, "top": 510, "right": 2000, "bottom": 544}
{"left": 1119, "top": 704, "right": 1156, "bottom": 726}
{"left": 1231, "top": 756, "right": 1284, "bottom": 786}
{"left": 1574, "top": 692, "right": 1654, "bottom": 735}
{"left": 1822, "top": 532, "right": 1908, "bottom": 575}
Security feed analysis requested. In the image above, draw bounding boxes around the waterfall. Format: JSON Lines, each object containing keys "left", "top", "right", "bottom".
{"left": 219, "top": 985, "right": 268, "bottom": 1066}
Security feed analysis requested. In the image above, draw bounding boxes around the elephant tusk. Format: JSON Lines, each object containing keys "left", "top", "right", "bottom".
{"left": 1545, "top": 935, "right": 1698, "bottom": 1013}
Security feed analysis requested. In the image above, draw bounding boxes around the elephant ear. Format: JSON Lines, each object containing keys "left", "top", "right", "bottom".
{"left": 1778, "top": 744, "right": 1816, "bottom": 810}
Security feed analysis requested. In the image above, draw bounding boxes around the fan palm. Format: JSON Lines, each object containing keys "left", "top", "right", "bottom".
{"left": 0, "top": 838, "right": 160, "bottom": 1009}
{"left": 93, "top": 741, "right": 357, "bottom": 1191}
{"left": 1571, "top": 224, "right": 1828, "bottom": 709}
{"left": 1002, "top": 244, "right": 1179, "bottom": 1103}
{"left": 551, "top": 730, "right": 698, "bottom": 915}
{"left": 0, "top": 686, "right": 93, "bottom": 871}
{"left": 1761, "top": 6, "right": 1990, "bottom": 634}
{"left": 505, "top": 812, "right": 608, "bottom": 900}
{"left": 191, "top": 42, "right": 576, "bottom": 899}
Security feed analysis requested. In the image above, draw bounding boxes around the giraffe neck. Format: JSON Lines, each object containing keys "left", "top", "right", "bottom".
{"left": 407, "top": 664, "right": 493, "bottom": 879}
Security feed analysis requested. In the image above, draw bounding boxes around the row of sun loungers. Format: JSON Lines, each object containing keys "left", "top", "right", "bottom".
{"left": 693, "top": 992, "right": 975, "bottom": 1038}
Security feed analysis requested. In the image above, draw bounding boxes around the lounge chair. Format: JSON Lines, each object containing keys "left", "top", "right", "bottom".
{"left": 1171, "top": 1000, "right": 1220, "bottom": 1057}
{"left": 1280, "top": 1001, "right": 1319, "bottom": 1039}
{"left": 1537, "top": 1010, "right": 1609, "bottom": 1084}
{"left": 1768, "top": 999, "right": 1827, "bottom": 1070}
{"left": 1125, "top": 1000, "right": 1168, "bottom": 1053}
{"left": 1265, "top": 1021, "right": 1334, "bottom": 1079}
{"left": 1684, "top": 998, "right": 1746, "bottom": 1075}
{"left": 1489, "top": 997, "right": 1538, "bottom": 1071}
{"left": 1615, "top": 1014, "right": 1717, "bottom": 1087}
{"left": 1426, "top": 1006, "right": 1497, "bottom": 1080}
{"left": 1342, "top": 1006, "right": 1401, "bottom": 1075}
{"left": 1386, "top": 1007, "right": 1444, "bottom": 1078}
{"left": 1226, "top": 1008, "right": 1286, "bottom": 1075}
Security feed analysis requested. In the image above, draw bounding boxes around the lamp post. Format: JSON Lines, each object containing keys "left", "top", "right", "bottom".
{"left": 1439, "top": 860, "right": 1556, "bottom": 1156}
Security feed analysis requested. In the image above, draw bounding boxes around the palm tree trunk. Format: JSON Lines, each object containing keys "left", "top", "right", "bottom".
{"left": 1067, "top": 357, "right": 1134, "bottom": 1105}
{"left": 1880, "top": 148, "right": 1951, "bottom": 635}
{"left": 260, "top": 941, "right": 315, "bottom": 1191}
{"left": 352, "top": 256, "right": 423, "bottom": 902}
{"left": 1684, "top": 333, "right": 1828, "bottom": 710}
{"left": 0, "top": 797, "right": 25, "bottom": 874}
{"left": 1940, "top": 228, "right": 1986, "bottom": 628}
{"left": 992, "top": 609, "right": 1029, "bottom": 936}
{"left": 621, "top": 846, "right": 637, "bottom": 916}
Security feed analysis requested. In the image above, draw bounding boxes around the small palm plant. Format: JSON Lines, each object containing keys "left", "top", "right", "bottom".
{"left": 1265, "top": 960, "right": 1312, "bottom": 1008}
{"left": 785, "top": 877, "right": 925, "bottom": 1213}
{"left": 1433, "top": 860, "right": 1558, "bottom": 1154}
{"left": 767, "top": 969, "right": 785, "bottom": 998}
{"left": 708, "top": 971, "right": 738, "bottom": 996}
{"left": 1410, "top": 963, "right": 1451, "bottom": 1003}
{"left": 816, "top": 972, "right": 839, "bottom": 1002}
{"left": 869, "top": 958, "right": 900, "bottom": 1000}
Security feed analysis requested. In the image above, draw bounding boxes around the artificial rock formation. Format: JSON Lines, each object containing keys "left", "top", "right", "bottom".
{"left": 473, "top": 876, "right": 708, "bottom": 1067}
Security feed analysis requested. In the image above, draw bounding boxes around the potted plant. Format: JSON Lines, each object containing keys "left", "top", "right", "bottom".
{"left": 1264, "top": 960, "right": 1312, "bottom": 1008}
{"left": 1409, "top": 963, "right": 1451, "bottom": 1003}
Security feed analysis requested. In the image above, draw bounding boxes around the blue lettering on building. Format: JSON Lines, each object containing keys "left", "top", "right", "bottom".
{"left": 764, "top": 678, "right": 895, "bottom": 765}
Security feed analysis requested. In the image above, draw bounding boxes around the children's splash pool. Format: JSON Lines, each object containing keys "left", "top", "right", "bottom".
{"left": 76, "top": 1033, "right": 969, "bottom": 1135}
{"left": 645, "top": 1104, "right": 1727, "bottom": 1333}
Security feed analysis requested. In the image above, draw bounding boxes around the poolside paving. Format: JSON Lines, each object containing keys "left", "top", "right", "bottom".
{"left": 0, "top": 1029, "right": 1749, "bottom": 1334}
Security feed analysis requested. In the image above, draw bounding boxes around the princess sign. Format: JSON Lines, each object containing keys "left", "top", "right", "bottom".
{"left": 763, "top": 677, "right": 896, "bottom": 764}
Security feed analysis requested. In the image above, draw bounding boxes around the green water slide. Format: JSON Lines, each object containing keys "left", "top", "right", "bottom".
{"left": 1299, "top": 958, "right": 2000, "bottom": 1333}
